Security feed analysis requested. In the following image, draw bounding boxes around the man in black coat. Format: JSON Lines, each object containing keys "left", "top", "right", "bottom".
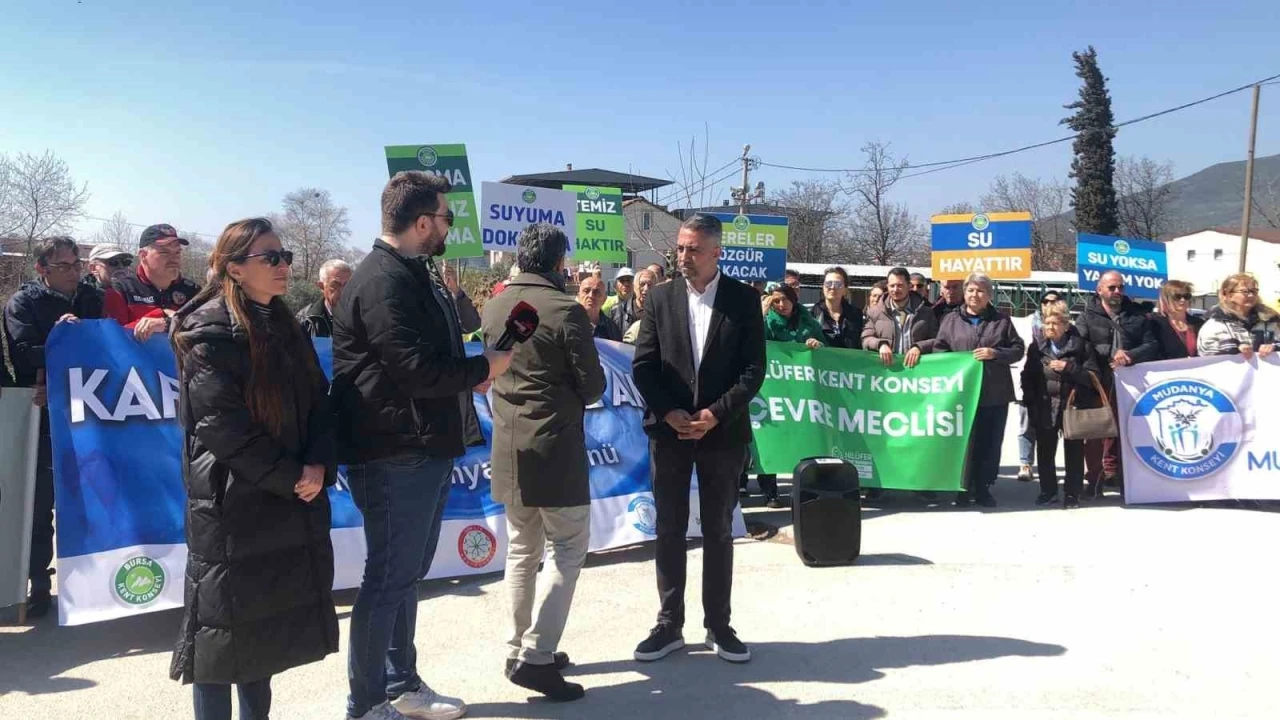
{"left": 631, "top": 214, "right": 765, "bottom": 665}
{"left": 331, "top": 171, "right": 512, "bottom": 720}
{"left": 296, "top": 258, "right": 352, "bottom": 338}
{"left": 3, "top": 236, "right": 104, "bottom": 619}
{"left": 1074, "top": 270, "right": 1159, "bottom": 488}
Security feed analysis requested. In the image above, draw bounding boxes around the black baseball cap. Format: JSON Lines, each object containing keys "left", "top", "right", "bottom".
{"left": 139, "top": 223, "right": 190, "bottom": 249}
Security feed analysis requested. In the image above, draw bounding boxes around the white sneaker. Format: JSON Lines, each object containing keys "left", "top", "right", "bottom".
{"left": 391, "top": 686, "right": 468, "bottom": 720}
{"left": 348, "top": 702, "right": 410, "bottom": 720}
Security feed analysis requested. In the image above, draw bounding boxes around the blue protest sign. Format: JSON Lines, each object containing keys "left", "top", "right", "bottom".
{"left": 1076, "top": 233, "right": 1168, "bottom": 300}
{"left": 709, "top": 213, "right": 789, "bottom": 282}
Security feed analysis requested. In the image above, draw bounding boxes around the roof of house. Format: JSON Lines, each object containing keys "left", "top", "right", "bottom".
{"left": 1175, "top": 226, "right": 1280, "bottom": 244}
{"left": 499, "top": 168, "right": 673, "bottom": 194}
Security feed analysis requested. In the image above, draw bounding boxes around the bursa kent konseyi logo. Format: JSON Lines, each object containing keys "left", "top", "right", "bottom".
{"left": 113, "top": 556, "right": 166, "bottom": 606}
{"left": 1128, "top": 379, "right": 1242, "bottom": 480}
{"left": 629, "top": 495, "right": 657, "bottom": 535}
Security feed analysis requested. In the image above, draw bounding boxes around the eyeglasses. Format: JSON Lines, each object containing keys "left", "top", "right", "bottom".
{"left": 824, "top": 281, "right": 845, "bottom": 289}
{"left": 423, "top": 210, "right": 455, "bottom": 227}
{"left": 1171, "top": 293, "right": 1192, "bottom": 302}
{"left": 105, "top": 258, "right": 133, "bottom": 269}
{"left": 1233, "top": 288, "right": 1259, "bottom": 297}
{"left": 46, "top": 259, "right": 83, "bottom": 271}
{"left": 234, "top": 250, "right": 294, "bottom": 267}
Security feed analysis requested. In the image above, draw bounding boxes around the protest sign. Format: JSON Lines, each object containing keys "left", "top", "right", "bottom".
{"left": 45, "top": 322, "right": 741, "bottom": 625}
{"left": 750, "top": 344, "right": 982, "bottom": 490}
{"left": 1076, "top": 233, "right": 1168, "bottom": 300}
{"left": 931, "top": 212, "right": 1032, "bottom": 280}
{"left": 708, "top": 213, "right": 788, "bottom": 282}
{"left": 1116, "top": 355, "right": 1280, "bottom": 504}
{"left": 481, "top": 182, "right": 577, "bottom": 254}
{"left": 384, "top": 144, "right": 482, "bottom": 259}
{"left": 0, "top": 388, "right": 41, "bottom": 613}
{"left": 565, "top": 185, "right": 627, "bottom": 264}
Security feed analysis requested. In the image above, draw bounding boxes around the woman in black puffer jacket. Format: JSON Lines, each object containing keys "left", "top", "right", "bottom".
{"left": 170, "top": 217, "right": 338, "bottom": 720}
{"left": 1021, "top": 303, "right": 1102, "bottom": 508}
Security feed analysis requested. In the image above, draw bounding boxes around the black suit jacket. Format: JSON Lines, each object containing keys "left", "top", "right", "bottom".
{"left": 632, "top": 274, "right": 766, "bottom": 448}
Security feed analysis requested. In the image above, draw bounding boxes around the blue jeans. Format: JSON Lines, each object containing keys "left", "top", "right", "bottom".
{"left": 1017, "top": 404, "right": 1036, "bottom": 466}
{"left": 346, "top": 454, "right": 454, "bottom": 718}
{"left": 193, "top": 678, "right": 271, "bottom": 720}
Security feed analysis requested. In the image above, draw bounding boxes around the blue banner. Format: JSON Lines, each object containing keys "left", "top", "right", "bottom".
{"left": 45, "top": 322, "right": 648, "bottom": 560}
{"left": 1076, "top": 233, "right": 1168, "bottom": 300}
{"left": 710, "top": 212, "right": 789, "bottom": 282}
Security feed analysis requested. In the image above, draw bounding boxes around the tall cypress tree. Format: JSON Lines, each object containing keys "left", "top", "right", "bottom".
{"left": 1061, "top": 46, "right": 1119, "bottom": 236}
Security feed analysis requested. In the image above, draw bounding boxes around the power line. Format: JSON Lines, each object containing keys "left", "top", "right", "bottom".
{"left": 653, "top": 162, "right": 742, "bottom": 207}
{"left": 652, "top": 157, "right": 739, "bottom": 206}
{"left": 758, "top": 72, "right": 1280, "bottom": 177}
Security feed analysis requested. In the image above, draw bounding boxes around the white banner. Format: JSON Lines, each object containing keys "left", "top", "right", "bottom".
{"left": 0, "top": 388, "right": 40, "bottom": 611}
{"left": 57, "top": 486, "right": 744, "bottom": 626}
{"left": 480, "top": 181, "right": 577, "bottom": 254}
{"left": 1116, "top": 355, "right": 1280, "bottom": 504}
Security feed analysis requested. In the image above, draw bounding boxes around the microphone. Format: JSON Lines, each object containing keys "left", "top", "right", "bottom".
{"left": 494, "top": 301, "right": 539, "bottom": 351}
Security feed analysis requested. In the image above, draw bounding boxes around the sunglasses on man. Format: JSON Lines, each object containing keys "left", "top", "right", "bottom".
{"left": 105, "top": 257, "right": 133, "bottom": 269}
{"left": 423, "top": 209, "right": 455, "bottom": 227}
{"left": 235, "top": 250, "right": 295, "bottom": 267}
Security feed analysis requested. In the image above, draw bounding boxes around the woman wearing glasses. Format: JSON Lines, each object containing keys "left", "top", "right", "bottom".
{"left": 1150, "top": 280, "right": 1204, "bottom": 359}
{"left": 1198, "top": 273, "right": 1280, "bottom": 357}
{"left": 170, "top": 218, "right": 338, "bottom": 720}
{"left": 809, "top": 266, "right": 864, "bottom": 348}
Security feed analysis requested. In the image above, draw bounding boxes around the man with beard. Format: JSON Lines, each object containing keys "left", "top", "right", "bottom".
{"left": 103, "top": 223, "right": 201, "bottom": 342}
{"left": 332, "top": 171, "right": 513, "bottom": 720}
{"left": 1074, "top": 270, "right": 1158, "bottom": 491}
{"left": 83, "top": 245, "right": 134, "bottom": 290}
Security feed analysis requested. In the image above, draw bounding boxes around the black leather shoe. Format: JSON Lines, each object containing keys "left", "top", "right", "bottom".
{"left": 26, "top": 592, "right": 51, "bottom": 620}
{"left": 1063, "top": 495, "right": 1080, "bottom": 509}
{"left": 508, "top": 661, "right": 585, "bottom": 702}
{"left": 634, "top": 624, "right": 684, "bottom": 662}
{"left": 506, "top": 652, "right": 569, "bottom": 677}
{"left": 1035, "top": 492, "right": 1057, "bottom": 506}
{"left": 975, "top": 494, "right": 998, "bottom": 508}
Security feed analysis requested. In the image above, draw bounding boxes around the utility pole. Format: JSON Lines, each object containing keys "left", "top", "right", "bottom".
{"left": 731, "top": 144, "right": 764, "bottom": 214}
{"left": 1239, "top": 84, "right": 1262, "bottom": 272}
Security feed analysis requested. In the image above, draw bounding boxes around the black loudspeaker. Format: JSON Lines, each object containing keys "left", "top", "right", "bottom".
{"left": 791, "top": 457, "right": 861, "bottom": 567}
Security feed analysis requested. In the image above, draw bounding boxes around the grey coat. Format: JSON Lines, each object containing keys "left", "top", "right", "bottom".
{"left": 481, "top": 272, "right": 606, "bottom": 507}
{"left": 932, "top": 305, "right": 1026, "bottom": 406}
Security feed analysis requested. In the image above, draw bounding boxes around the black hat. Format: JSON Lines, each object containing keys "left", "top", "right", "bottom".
{"left": 139, "top": 224, "right": 190, "bottom": 249}
{"left": 1040, "top": 291, "right": 1062, "bottom": 303}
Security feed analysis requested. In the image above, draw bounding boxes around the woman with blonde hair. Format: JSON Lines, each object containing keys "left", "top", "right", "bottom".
{"left": 1198, "top": 273, "right": 1280, "bottom": 358}
{"left": 1151, "top": 280, "right": 1203, "bottom": 359}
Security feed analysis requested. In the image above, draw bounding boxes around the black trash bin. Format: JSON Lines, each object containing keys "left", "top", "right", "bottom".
{"left": 791, "top": 457, "right": 861, "bottom": 566}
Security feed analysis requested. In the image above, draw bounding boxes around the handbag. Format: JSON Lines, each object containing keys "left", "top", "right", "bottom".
{"left": 1062, "top": 371, "right": 1118, "bottom": 440}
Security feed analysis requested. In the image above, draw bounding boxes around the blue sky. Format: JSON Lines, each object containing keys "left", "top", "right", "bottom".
{"left": 3, "top": 1, "right": 1277, "bottom": 246}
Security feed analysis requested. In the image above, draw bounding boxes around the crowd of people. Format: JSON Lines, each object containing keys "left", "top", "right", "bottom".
{"left": 2, "top": 166, "right": 1278, "bottom": 717}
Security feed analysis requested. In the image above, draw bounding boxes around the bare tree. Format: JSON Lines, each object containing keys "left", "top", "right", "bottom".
{"left": 0, "top": 151, "right": 90, "bottom": 294}
{"left": 272, "top": 188, "right": 352, "bottom": 285}
{"left": 982, "top": 174, "right": 1073, "bottom": 271}
{"left": 93, "top": 211, "right": 136, "bottom": 247}
{"left": 174, "top": 230, "right": 214, "bottom": 285}
{"left": 838, "top": 142, "right": 924, "bottom": 264}
{"left": 770, "top": 179, "right": 848, "bottom": 263}
{"left": 1115, "top": 156, "right": 1176, "bottom": 239}
{"left": 937, "top": 202, "right": 977, "bottom": 215}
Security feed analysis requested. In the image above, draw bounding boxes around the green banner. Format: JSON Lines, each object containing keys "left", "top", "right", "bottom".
{"left": 384, "top": 144, "right": 482, "bottom": 259}
{"left": 564, "top": 184, "right": 626, "bottom": 263}
{"left": 750, "top": 344, "right": 982, "bottom": 490}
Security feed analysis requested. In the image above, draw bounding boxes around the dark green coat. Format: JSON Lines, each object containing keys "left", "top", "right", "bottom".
{"left": 481, "top": 273, "right": 606, "bottom": 507}
{"left": 765, "top": 307, "right": 826, "bottom": 345}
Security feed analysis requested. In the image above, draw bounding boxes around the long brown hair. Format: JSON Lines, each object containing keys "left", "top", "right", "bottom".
{"left": 173, "top": 217, "right": 322, "bottom": 437}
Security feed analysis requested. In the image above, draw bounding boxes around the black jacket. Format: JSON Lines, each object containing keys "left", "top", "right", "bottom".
{"left": 1150, "top": 312, "right": 1205, "bottom": 360}
{"left": 1020, "top": 327, "right": 1102, "bottom": 431}
{"left": 169, "top": 297, "right": 338, "bottom": 685}
{"left": 809, "top": 298, "right": 865, "bottom": 349}
{"left": 296, "top": 298, "right": 334, "bottom": 339}
{"left": 453, "top": 289, "right": 481, "bottom": 335}
{"left": 592, "top": 312, "right": 623, "bottom": 342}
{"left": 3, "top": 280, "right": 105, "bottom": 386}
{"left": 610, "top": 296, "right": 638, "bottom": 333}
{"left": 932, "top": 305, "right": 1026, "bottom": 406}
{"left": 632, "top": 274, "right": 766, "bottom": 448}
{"left": 1074, "top": 296, "right": 1159, "bottom": 383}
{"left": 331, "top": 240, "right": 489, "bottom": 463}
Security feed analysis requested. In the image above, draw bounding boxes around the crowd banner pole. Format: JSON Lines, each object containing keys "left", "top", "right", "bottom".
{"left": 0, "top": 388, "right": 41, "bottom": 623}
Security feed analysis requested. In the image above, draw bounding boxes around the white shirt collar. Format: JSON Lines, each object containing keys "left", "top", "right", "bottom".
{"left": 687, "top": 270, "right": 721, "bottom": 299}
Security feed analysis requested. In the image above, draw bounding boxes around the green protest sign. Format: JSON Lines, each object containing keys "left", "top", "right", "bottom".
{"left": 750, "top": 344, "right": 982, "bottom": 490}
{"left": 384, "top": 144, "right": 482, "bottom": 259}
{"left": 563, "top": 184, "right": 626, "bottom": 263}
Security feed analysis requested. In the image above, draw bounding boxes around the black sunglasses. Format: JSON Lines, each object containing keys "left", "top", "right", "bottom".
{"left": 235, "top": 249, "right": 294, "bottom": 267}
{"left": 106, "top": 257, "right": 133, "bottom": 269}
{"left": 1171, "top": 293, "right": 1192, "bottom": 302}
{"left": 424, "top": 210, "right": 455, "bottom": 227}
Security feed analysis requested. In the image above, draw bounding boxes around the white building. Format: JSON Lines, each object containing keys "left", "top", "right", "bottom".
{"left": 1164, "top": 226, "right": 1280, "bottom": 304}
{"left": 623, "top": 197, "right": 682, "bottom": 274}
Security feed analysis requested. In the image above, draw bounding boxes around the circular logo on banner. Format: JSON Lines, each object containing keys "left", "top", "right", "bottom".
{"left": 171, "top": 291, "right": 188, "bottom": 306}
{"left": 1114, "top": 240, "right": 1131, "bottom": 255}
{"left": 971, "top": 213, "right": 991, "bottom": 231}
{"left": 114, "top": 556, "right": 166, "bottom": 606}
{"left": 585, "top": 187, "right": 601, "bottom": 201}
{"left": 628, "top": 496, "right": 658, "bottom": 535}
{"left": 733, "top": 215, "right": 751, "bottom": 232}
{"left": 521, "top": 189, "right": 537, "bottom": 204}
{"left": 416, "top": 146, "right": 438, "bottom": 168}
{"left": 458, "top": 525, "right": 498, "bottom": 568}
{"left": 1128, "top": 380, "right": 1242, "bottom": 481}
